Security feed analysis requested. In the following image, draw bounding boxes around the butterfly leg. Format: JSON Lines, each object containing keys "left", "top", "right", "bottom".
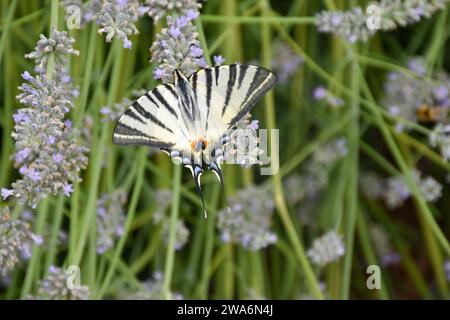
{"left": 182, "top": 157, "right": 207, "bottom": 218}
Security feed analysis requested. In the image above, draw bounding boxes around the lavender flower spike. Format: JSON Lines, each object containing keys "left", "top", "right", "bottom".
{"left": 150, "top": 13, "right": 205, "bottom": 83}
{"left": 146, "top": 0, "right": 205, "bottom": 23}
{"left": 97, "top": 0, "right": 140, "bottom": 49}
{"left": 307, "top": 231, "right": 345, "bottom": 267}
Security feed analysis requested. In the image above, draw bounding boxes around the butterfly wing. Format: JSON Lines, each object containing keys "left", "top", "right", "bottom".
{"left": 189, "top": 64, "right": 277, "bottom": 146}
{"left": 113, "top": 83, "right": 191, "bottom": 152}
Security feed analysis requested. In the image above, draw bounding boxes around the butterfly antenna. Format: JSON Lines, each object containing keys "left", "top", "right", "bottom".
{"left": 177, "top": 44, "right": 196, "bottom": 70}
{"left": 209, "top": 161, "right": 231, "bottom": 213}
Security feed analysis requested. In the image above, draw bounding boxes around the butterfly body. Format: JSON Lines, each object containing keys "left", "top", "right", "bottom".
{"left": 113, "top": 64, "right": 277, "bottom": 215}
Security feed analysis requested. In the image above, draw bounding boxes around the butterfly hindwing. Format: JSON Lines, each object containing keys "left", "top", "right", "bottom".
{"left": 113, "top": 83, "right": 190, "bottom": 150}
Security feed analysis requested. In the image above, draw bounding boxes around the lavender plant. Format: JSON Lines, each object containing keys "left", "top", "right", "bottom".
{"left": 160, "top": 218, "right": 189, "bottom": 250}
{"left": 2, "top": 0, "right": 450, "bottom": 302}
{"left": 145, "top": 0, "right": 205, "bottom": 23}
{"left": 369, "top": 224, "right": 400, "bottom": 266}
{"left": 307, "top": 231, "right": 345, "bottom": 267}
{"left": 316, "top": 0, "right": 450, "bottom": 43}
{"left": 362, "top": 170, "right": 443, "bottom": 209}
{"left": 382, "top": 57, "right": 450, "bottom": 132}
{"left": 313, "top": 86, "right": 344, "bottom": 108}
{"left": 29, "top": 266, "right": 90, "bottom": 300}
{"left": 216, "top": 186, "right": 277, "bottom": 251}
{"left": 97, "top": 0, "right": 140, "bottom": 49}
{"left": 284, "top": 137, "right": 348, "bottom": 204}
{"left": 271, "top": 43, "right": 303, "bottom": 84}
{"left": 96, "top": 189, "right": 127, "bottom": 254}
{"left": 150, "top": 10, "right": 205, "bottom": 82}
{"left": 119, "top": 271, "right": 182, "bottom": 299}
{"left": 1, "top": 29, "right": 88, "bottom": 208}
{"left": 0, "top": 209, "right": 42, "bottom": 277}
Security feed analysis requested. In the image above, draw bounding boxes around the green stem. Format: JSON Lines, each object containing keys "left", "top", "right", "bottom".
{"left": 340, "top": 58, "right": 360, "bottom": 300}
{"left": 72, "top": 40, "right": 123, "bottom": 266}
{"left": 20, "top": 200, "right": 49, "bottom": 298}
{"left": 46, "top": 0, "right": 59, "bottom": 80}
{"left": 261, "top": 0, "right": 323, "bottom": 300}
{"left": 0, "top": 0, "right": 18, "bottom": 63}
{"left": 163, "top": 163, "right": 182, "bottom": 299}
{"left": 201, "top": 15, "right": 315, "bottom": 24}
{"left": 44, "top": 195, "right": 65, "bottom": 271}
{"left": 97, "top": 149, "right": 147, "bottom": 298}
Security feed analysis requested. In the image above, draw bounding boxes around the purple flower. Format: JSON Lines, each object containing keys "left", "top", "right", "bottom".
{"left": 331, "top": 14, "right": 342, "bottom": 26}
{"left": 97, "top": 246, "right": 106, "bottom": 254}
{"left": 64, "top": 119, "right": 72, "bottom": 129}
{"left": 433, "top": 85, "right": 448, "bottom": 102}
{"left": 214, "top": 55, "right": 225, "bottom": 66}
{"left": 138, "top": 6, "right": 149, "bottom": 16}
{"left": 32, "top": 234, "right": 44, "bottom": 245}
{"left": 1, "top": 188, "right": 14, "bottom": 200}
{"left": 52, "top": 153, "right": 64, "bottom": 163}
{"left": 13, "top": 111, "right": 29, "bottom": 124}
{"left": 21, "top": 71, "right": 32, "bottom": 81}
{"left": 185, "top": 9, "right": 199, "bottom": 20}
{"left": 153, "top": 68, "right": 164, "bottom": 80}
{"left": 19, "top": 166, "right": 27, "bottom": 175}
{"left": 84, "top": 12, "right": 94, "bottom": 22}
{"left": 97, "top": 206, "right": 106, "bottom": 217}
{"left": 15, "top": 148, "right": 32, "bottom": 162}
{"left": 198, "top": 58, "right": 207, "bottom": 68}
{"left": 27, "top": 168, "right": 41, "bottom": 182}
{"left": 100, "top": 106, "right": 111, "bottom": 115}
{"left": 63, "top": 184, "right": 73, "bottom": 196}
{"left": 48, "top": 265, "right": 58, "bottom": 273}
{"left": 123, "top": 38, "right": 132, "bottom": 49}
{"left": 190, "top": 45, "right": 203, "bottom": 57}
{"left": 313, "top": 86, "right": 327, "bottom": 100}
{"left": 116, "top": 0, "right": 128, "bottom": 8}
{"left": 249, "top": 120, "right": 259, "bottom": 131}
{"left": 407, "top": 58, "right": 426, "bottom": 76}
{"left": 47, "top": 135, "right": 56, "bottom": 145}
{"left": 410, "top": 7, "right": 424, "bottom": 21}
{"left": 176, "top": 16, "right": 190, "bottom": 29}
{"left": 116, "top": 225, "right": 124, "bottom": 236}
{"left": 169, "top": 26, "right": 181, "bottom": 39}
{"left": 60, "top": 74, "right": 71, "bottom": 84}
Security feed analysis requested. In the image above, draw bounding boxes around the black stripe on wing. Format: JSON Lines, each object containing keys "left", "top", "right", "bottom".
{"left": 112, "top": 122, "right": 174, "bottom": 149}
{"left": 113, "top": 83, "right": 181, "bottom": 149}
{"left": 131, "top": 101, "right": 174, "bottom": 134}
{"left": 124, "top": 108, "right": 145, "bottom": 124}
{"left": 222, "top": 64, "right": 237, "bottom": 116}
{"left": 152, "top": 87, "right": 178, "bottom": 119}
{"left": 228, "top": 65, "right": 277, "bottom": 126}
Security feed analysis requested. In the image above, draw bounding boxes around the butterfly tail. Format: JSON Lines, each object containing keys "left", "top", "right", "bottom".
{"left": 188, "top": 163, "right": 208, "bottom": 218}
{"left": 209, "top": 161, "right": 231, "bottom": 213}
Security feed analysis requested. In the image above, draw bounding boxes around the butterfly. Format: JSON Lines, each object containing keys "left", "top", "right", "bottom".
{"left": 113, "top": 64, "right": 277, "bottom": 216}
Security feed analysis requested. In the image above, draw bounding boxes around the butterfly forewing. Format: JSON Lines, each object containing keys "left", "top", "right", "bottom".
{"left": 190, "top": 64, "right": 277, "bottom": 134}
{"left": 113, "top": 83, "right": 190, "bottom": 150}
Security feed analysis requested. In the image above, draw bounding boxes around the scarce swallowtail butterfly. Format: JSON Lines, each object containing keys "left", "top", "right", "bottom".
{"left": 113, "top": 64, "right": 277, "bottom": 217}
